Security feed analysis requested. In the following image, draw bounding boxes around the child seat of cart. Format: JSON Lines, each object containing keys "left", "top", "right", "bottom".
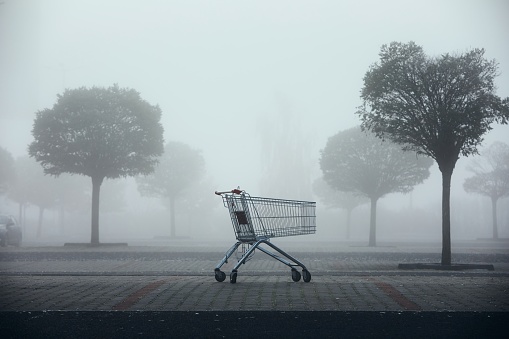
{"left": 234, "top": 210, "right": 256, "bottom": 241}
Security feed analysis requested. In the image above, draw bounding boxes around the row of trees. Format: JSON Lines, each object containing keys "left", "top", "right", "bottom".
{"left": 316, "top": 42, "right": 508, "bottom": 265}
{"left": 0, "top": 85, "right": 206, "bottom": 245}
{"left": 3, "top": 133, "right": 506, "bottom": 245}
{"left": 316, "top": 135, "right": 509, "bottom": 244}
{"left": 1, "top": 140, "right": 205, "bottom": 242}
{"left": 1, "top": 42, "right": 508, "bottom": 265}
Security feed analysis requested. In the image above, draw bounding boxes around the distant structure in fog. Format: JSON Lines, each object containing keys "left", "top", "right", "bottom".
{"left": 257, "top": 94, "right": 313, "bottom": 200}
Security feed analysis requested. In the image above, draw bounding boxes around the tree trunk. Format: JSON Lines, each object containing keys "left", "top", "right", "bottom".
{"left": 441, "top": 169, "right": 453, "bottom": 266}
{"left": 18, "top": 203, "right": 23, "bottom": 227}
{"left": 491, "top": 196, "right": 499, "bottom": 240}
{"left": 91, "top": 176, "right": 103, "bottom": 245}
{"left": 169, "top": 195, "right": 176, "bottom": 237}
{"left": 36, "top": 206, "right": 45, "bottom": 239}
{"left": 22, "top": 203, "right": 27, "bottom": 235}
{"left": 369, "top": 197, "right": 377, "bottom": 247}
{"left": 346, "top": 207, "right": 352, "bottom": 239}
{"left": 59, "top": 205, "right": 65, "bottom": 236}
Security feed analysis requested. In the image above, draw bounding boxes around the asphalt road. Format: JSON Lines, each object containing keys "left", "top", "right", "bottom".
{"left": 2, "top": 310, "right": 508, "bottom": 338}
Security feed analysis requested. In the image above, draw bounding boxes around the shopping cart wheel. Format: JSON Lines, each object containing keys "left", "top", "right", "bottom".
{"left": 230, "top": 270, "right": 238, "bottom": 284}
{"left": 302, "top": 269, "right": 311, "bottom": 283}
{"left": 291, "top": 269, "right": 301, "bottom": 282}
{"left": 215, "top": 269, "right": 226, "bottom": 282}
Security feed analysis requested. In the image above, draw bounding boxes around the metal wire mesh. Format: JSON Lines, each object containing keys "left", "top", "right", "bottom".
{"left": 222, "top": 193, "right": 316, "bottom": 242}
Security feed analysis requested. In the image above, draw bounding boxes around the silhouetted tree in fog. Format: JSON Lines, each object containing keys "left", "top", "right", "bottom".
{"left": 464, "top": 142, "right": 509, "bottom": 239}
{"left": 320, "top": 126, "right": 433, "bottom": 246}
{"left": 29, "top": 85, "right": 164, "bottom": 245}
{"left": 51, "top": 174, "right": 89, "bottom": 235}
{"left": 7, "top": 157, "right": 32, "bottom": 227}
{"left": 7, "top": 157, "right": 59, "bottom": 237}
{"left": 257, "top": 95, "right": 313, "bottom": 199}
{"left": 358, "top": 42, "right": 509, "bottom": 263}
{"left": 24, "top": 158, "right": 59, "bottom": 238}
{"left": 136, "top": 141, "right": 205, "bottom": 237}
{"left": 0, "top": 146, "right": 15, "bottom": 195}
{"left": 312, "top": 177, "right": 368, "bottom": 239}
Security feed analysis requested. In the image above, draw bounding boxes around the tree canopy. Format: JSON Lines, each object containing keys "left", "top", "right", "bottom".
{"left": 358, "top": 41, "right": 509, "bottom": 263}
{"left": 137, "top": 141, "right": 205, "bottom": 237}
{"left": 28, "top": 84, "right": 164, "bottom": 244}
{"left": 29, "top": 85, "right": 164, "bottom": 179}
{"left": 358, "top": 42, "right": 509, "bottom": 169}
{"left": 320, "top": 126, "right": 432, "bottom": 246}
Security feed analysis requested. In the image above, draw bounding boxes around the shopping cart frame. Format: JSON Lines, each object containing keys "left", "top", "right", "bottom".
{"left": 214, "top": 189, "right": 316, "bottom": 284}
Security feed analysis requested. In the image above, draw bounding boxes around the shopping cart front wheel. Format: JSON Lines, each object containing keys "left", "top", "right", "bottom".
{"left": 214, "top": 269, "right": 226, "bottom": 282}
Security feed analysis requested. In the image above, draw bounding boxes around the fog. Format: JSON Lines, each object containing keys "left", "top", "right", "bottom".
{"left": 1, "top": 0, "right": 508, "bottom": 246}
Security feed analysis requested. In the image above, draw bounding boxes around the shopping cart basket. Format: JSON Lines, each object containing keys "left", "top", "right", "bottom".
{"left": 214, "top": 188, "right": 316, "bottom": 284}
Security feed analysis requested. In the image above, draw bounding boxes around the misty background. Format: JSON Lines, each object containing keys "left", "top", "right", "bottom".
{"left": 1, "top": 0, "right": 508, "bottom": 244}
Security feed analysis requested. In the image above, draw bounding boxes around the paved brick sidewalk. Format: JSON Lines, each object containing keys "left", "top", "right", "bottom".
{"left": 1, "top": 243, "right": 508, "bottom": 313}
{"left": 1, "top": 274, "right": 507, "bottom": 312}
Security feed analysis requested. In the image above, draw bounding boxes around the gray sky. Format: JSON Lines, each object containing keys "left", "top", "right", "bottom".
{"left": 1, "top": 0, "right": 508, "bottom": 194}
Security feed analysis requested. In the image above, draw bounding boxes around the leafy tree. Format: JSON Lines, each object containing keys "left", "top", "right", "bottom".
{"left": 0, "top": 146, "right": 15, "bottom": 195}
{"left": 358, "top": 42, "right": 509, "bottom": 264}
{"left": 28, "top": 85, "right": 164, "bottom": 245}
{"left": 320, "top": 126, "right": 433, "bottom": 246}
{"left": 136, "top": 141, "right": 205, "bottom": 237}
{"left": 464, "top": 142, "right": 509, "bottom": 239}
{"left": 312, "top": 177, "right": 368, "bottom": 239}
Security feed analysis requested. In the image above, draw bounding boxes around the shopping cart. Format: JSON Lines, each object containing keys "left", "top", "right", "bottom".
{"left": 214, "top": 188, "right": 316, "bottom": 284}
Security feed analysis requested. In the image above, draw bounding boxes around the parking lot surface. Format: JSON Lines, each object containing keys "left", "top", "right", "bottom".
{"left": 0, "top": 240, "right": 508, "bottom": 337}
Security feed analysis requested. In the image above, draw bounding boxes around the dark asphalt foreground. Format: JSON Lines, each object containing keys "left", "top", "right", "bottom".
{"left": 1, "top": 311, "right": 508, "bottom": 338}
{"left": 0, "top": 241, "right": 508, "bottom": 338}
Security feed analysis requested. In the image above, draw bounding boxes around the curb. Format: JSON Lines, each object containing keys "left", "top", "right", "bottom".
{"left": 398, "top": 263, "right": 495, "bottom": 271}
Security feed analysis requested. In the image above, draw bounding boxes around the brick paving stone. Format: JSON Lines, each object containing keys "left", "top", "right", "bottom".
{"left": 1, "top": 243, "right": 508, "bottom": 314}
{"left": 0, "top": 275, "right": 507, "bottom": 312}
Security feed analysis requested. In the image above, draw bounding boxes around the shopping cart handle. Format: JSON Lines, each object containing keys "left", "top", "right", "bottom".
{"left": 215, "top": 189, "right": 243, "bottom": 195}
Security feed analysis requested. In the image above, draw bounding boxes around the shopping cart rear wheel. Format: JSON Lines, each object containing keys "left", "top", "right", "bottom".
{"left": 302, "top": 269, "right": 311, "bottom": 283}
{"left": 291, "top": 269, "right": 301, "bottom": 282}
{"left": 215, "top": 269, "right": 226, "bottom": 282}
{"left": 230, "top": 270, "right": 238, "bottom": 284}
